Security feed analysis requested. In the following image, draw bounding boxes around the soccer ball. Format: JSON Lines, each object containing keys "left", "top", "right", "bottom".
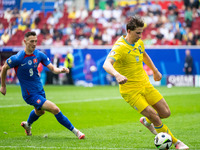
{"left": 90, "top": 65, "right": 97, "bottom": 72}
{"left": 154, "top": 132, "right": 172, "bottom": 150}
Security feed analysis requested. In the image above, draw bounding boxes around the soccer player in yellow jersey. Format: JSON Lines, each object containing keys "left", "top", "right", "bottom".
{"left": 103, "top": 16, "right": 189, "bottom": 149}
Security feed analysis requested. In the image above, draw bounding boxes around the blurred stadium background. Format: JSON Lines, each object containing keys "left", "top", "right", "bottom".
{"left": 0, "top": 0, "right": 200, "bottom": 87}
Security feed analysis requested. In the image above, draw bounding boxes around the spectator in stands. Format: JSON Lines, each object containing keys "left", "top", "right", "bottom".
{"left": 53, "top": 9, "right": 63, "bottom": 22}
{"left": 112, "top": 5, "right": 122, "bottom": 22}
{"left": 53, "top": 37, "right": 64, "bottom": 46}
{"left": 48, "top": 24, "right": 54, "bottom": 35}
{"left": 143, "top": 34, "right": 156, "bottom": 45}
{"left": 12, "top": 7, "right": 20, "bottom": 18}
{"left": 31, "top": 24, "right": 41, "bottom": 35}
{"left": 7, "top": 22, "right": 17, "bottom": 37}
{"left": 187, "top": 32, "right": 196, "bottom": 45}
{"left": 174, "top": 28, "right": 183, "bottom": 41}
{"left": 155, "top": 28, "right": 164, "bottom": 40}
{"left": 185, "top": 7, "right": 193, "bottom": 27}
{"left": 47, "top": 14, "right": 58, "bottom": 26}
{"left": 20, "top": 8, "right": 29, "bottom": 23}
{"left": 54, "top": 0, "right": 65, "bottom": 11}
{"left": 75, "top": 7, "right": 88, "bottom": 21}
{"left": 4, "top": 8, "right": 13, "bottom": 22}
{"left": 149, "top": 1, "right": 162, "bottom": 15}
{"left": 103, "top": 5, "right": 112, "bottom": 21}
{"left": 53, "top": 29, "right": 63, "bottom": 41}
{"left": 42, "top": 34, "right": 53, "bottom": 46}
{"left": 92, "top": 6, "right": 103, "bottom": 19}
{"left": 1, "top": 30, "right": 10, "bottom": 45}
{"left": 102, "top": 30, "right": 112, "bottom": 45}
{"left": 68, "top": 7, "right": 76, "bottom": 19}
{"left": 193, "top": 29, "right": 200, "bottom": 42}
{"left": 94, "top": 31, "right": 102, "bottom": 41}
{"left": 41, "top": 24, "right": 50, "bottom": 36}
{"left": 183, "top": 49, "right": 193, "bottom": 75}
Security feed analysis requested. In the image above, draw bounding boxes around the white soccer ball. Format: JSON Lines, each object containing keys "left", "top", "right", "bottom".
{"left": 154, "top": 132, "right": 172, "bottom": 150}
{"left": 90, "top": 65, "right": 97, "bottom": 72}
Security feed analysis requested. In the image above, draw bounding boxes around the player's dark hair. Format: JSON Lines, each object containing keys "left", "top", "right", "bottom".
{"left": 24, "top": 31, "right": 36, "bottom": 38}
{"left": 126, "top": 16, "right": 144, "bottom": 31}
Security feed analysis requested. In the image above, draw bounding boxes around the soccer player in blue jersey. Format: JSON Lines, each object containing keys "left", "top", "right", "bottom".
{"left": 0, "top": 31, "right": 85, "bottom": 139}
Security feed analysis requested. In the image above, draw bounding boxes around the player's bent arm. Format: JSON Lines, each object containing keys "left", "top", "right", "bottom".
{"left": 103, "top": 58, "right": 127, "bottom": 84}
{"left": 143, "top": 51, "right": 162, "bottom": 81}
{"left": 47, "top": 63, "right": 69, "bottom": 74}
{"left": 0, "top": 62, "right": 10, "bottom": 95}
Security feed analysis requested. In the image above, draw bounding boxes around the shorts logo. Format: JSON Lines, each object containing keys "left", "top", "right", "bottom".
{"left": 134, "top": 106, "right": 138, "bottom": 111}
{"left": 37, "top": 99, "right": 41, "bottom": 104}
{"left": 28, "top": 60, "right": 32, "bottom": 65}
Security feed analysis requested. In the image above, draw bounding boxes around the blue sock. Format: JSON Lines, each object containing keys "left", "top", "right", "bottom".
{"left": 55, "top": 111, "right": 74, "bottom": 131}
{"left": 27, "top": 110, "right": 40, "bottom": 125}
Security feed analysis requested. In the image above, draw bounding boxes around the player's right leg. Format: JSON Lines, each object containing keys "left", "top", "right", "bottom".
{"left": 41, "top": 100, "right": 85, "bottom": 139}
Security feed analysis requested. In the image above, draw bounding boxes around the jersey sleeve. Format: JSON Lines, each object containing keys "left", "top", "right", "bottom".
{"left": 107, "top": 45, "right": 124, "bottom": 62}
{"left": 40, "top": 52, "right": 51, "bottom": 66}
{"left": 6, "top": 55, "right": 20, "bottom": 68}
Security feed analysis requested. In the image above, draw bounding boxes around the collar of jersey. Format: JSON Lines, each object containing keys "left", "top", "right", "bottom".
{"left": 122, "top": 35, "right": 135, "bottom": 47}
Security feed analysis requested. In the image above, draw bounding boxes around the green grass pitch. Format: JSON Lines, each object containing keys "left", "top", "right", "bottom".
{"left": 0, "top": 85, "right": 200, "bottom": 150}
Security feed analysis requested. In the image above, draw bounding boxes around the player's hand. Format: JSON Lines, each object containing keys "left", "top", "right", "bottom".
{"left": 60, "top": 67, "right": 69, "bottom": 73}
{"left": 153, "top": 69, "right": 162, "bottom": 81}
{"left": 0, "top": 87, "right": 6, "bottom": 96}
{"left": 115, "top": 73, "right": 127, "bottom": 84}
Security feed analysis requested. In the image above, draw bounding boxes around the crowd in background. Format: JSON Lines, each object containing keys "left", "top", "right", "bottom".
{"left": 0, "top": 0, "right": 200, "bottom": 47}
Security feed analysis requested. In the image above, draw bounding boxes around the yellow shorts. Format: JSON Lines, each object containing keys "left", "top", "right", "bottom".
{"left": 121, "top": 84, "right": 163, "bottom": 113}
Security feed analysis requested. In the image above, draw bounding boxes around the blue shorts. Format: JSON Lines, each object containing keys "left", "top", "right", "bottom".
{"left": 24, "top": 93, "right": 46, "bottom": 110}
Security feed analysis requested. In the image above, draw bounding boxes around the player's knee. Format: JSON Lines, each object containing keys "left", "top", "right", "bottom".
{"left": 35, "top": 110, "right": 45, "bottom": 116}
{"left": 160, "top": 109, "right": 171, "bottom": 118}
{"left": 52, "top": 106, "right": 60, "bottom": 115}
{"left": 163, "top": 110, "right": 171, "bottom": 118}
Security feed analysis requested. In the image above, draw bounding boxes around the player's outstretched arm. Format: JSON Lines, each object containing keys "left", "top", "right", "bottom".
{"left": 143, "top": 51, "right": 162, "bottom": 81}
{"left": 0, "top": 62, "right": 10, "bottom": 95}
{"left": 47, "top": 63, "right": 69, "bottom": 74}
{"left": 103, "top": 58, "right": 127, "bottom": 84}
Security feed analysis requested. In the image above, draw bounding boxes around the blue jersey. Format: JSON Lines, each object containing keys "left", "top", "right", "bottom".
{"left": 6, "top": 49, "right": 51, "bottom": 99}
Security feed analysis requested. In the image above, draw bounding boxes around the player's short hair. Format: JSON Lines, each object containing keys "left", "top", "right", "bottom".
{"left": 25, "top": 31, "right": 36, "bottom": 38}
{"left": 126, "top": 16, "right": 144, "bottom": 31}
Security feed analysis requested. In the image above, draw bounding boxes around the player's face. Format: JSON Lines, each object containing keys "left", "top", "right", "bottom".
{"left": 128, "top": 27, "right": 143, "bottom": 43}
{"left": 24, "top": 35, "right": 37, "bottom": 53}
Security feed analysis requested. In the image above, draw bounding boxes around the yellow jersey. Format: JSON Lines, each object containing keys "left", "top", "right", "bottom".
{"left": 108, "top": 35, "right": 150, "bottom": 93}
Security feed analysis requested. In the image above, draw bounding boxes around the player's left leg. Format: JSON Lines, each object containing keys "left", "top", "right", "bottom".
{"left": 21, "top": 109, "right": 45, "bottom": 136}
{"left": 42, "top": 100, "right": 85, "bottom": 139}
{"left": 152, "top": 99, "right": 189, "bottom": 149}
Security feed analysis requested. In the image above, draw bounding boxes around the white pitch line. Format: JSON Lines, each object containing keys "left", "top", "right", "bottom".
{"left": 0, "top": 91, "right": 200, "bottom": 108}
{"left": 0, "top": 146, "right": 152, "bottom": 150}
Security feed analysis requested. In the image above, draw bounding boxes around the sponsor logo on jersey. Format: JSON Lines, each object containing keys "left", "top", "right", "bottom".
{"left": 33, "top": 58, "right": 37, "bottom": 64}
{"left": 28, "top": 60, "right": 32, "bottom": 65}
{"left": 135, "top": 56, "right": 139, "bottom": 62}
{"left": 37, "top": 99, "right": 41, "bottom": 104}
{"left": 21, "top": 63, "right": 27, "bottom": 66}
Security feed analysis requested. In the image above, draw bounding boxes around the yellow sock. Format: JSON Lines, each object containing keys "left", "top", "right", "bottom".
{"left": 154, "top": 123, "right": 178, "bottom": 144}
{"left": 145, "top": 117, "right": 152, "bottom": 124}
